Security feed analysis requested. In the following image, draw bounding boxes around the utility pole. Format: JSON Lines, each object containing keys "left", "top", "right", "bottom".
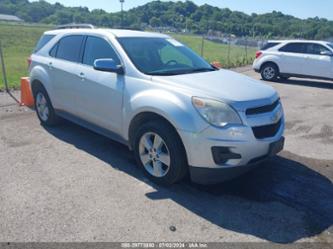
{"left": 185, "top": 18, "right": 188, "bottom": 33}
{"left": 120, "top": 0, "right": 125, "bottom": 29}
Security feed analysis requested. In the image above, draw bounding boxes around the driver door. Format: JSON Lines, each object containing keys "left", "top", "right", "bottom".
{"left": 75, "top": 36, "right": 124, "bottom": 134}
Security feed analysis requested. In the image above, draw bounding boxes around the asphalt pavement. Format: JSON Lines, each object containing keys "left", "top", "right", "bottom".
{"left": 0, "top": 69, "right": 332, "bottom": 243}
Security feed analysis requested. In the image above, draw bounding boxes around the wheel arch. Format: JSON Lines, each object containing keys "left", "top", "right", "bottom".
{"left": 29, "top": 65, "right": 55, "bottom": 104}
{"left": 260, "top": 61, "right": 280, "bottom": 73}
{"left": 31, "top": 79, "right": 45, "bottom": 98}
{"left": 128, "top": 112, "right": 186, "bottom": 153}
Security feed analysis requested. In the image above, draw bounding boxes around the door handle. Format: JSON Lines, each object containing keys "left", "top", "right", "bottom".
{"left": 48, "top": 62, "right": 53, "bottom": 69}
{"left": 78, "top": 72, "right": 86, "bottom": 81}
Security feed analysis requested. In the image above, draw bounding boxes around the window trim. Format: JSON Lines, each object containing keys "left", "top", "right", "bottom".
{"left": 81, "top": 35, "right": 122, "bottom": 68}
{"left": 34, "top": 34, "right": 56, "bottom": 53}
{"left": 48, "top": 33, "right": 125, "bottom": 72}
{"left": 278, "top": 42, "right": 306, "bottom": 54}
{"left": 48, "top": 34, "right": 85, "bottom": 64}
{"left": 260, "top": 42, "right": 280, "bottom": 51}
{"left": 305, "top": 43, "right": 331, "bottom": 56}
{"left": 49, "top": 42, "right": 59, "bottom": 57}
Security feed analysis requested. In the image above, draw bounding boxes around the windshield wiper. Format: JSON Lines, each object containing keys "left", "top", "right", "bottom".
{"left": 148, "top": 71, "right": 185, "bottom": 76}
{"left": 186, "top": 68, "right": 216, "bottom": 73}
{"left": 148, "top": 67, "right": 216, "bottom": 76}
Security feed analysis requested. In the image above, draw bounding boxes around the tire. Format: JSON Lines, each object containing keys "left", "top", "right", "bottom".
{"left": 261, "top": 63, "right": 278, "bottom": 81}
{"left": 133, "top": 120, "right": 187, "bottom": 185}
{"left": 34, "top": 85, "right": 60, "bottom": 126}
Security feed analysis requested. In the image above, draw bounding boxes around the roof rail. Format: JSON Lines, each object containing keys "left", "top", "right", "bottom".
{"left": 55, "top": 23, "right": 95, "bottom": 30}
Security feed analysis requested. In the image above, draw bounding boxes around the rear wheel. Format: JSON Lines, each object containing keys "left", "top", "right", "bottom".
{"left": 34, "top": 85, "right": 60, "bottom": 126}
{"left": 133, "top": 120, "right": 187, "bottom": 185}
{"left": 261, "top": 63, "right": 278, "bottom": 81}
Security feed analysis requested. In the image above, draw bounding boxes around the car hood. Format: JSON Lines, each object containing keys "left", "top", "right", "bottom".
{"left": 152, "top": 69, "right": 278, "bottom": 108}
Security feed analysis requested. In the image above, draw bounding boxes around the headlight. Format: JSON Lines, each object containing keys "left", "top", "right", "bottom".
{"left": 192, "top": 97, "right": 242, "bottom": 127}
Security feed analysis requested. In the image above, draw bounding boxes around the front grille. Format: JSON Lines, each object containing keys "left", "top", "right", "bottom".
{"left": 252, "top": 119, "right": 282, "bottom": 139}
{"left": 246, "top": 99, "right": 280, "bottom": 115}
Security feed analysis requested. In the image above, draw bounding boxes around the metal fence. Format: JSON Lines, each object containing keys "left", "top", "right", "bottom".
{"left": 203, "top": 34, "right": 263, "bottom": 68}
{"left": 170, "top": 32, "right": 267, "bottom": 68}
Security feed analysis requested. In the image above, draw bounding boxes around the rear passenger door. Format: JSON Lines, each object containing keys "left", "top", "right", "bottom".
{"left": 278, "top": 43, "right": 306, "bottom": 75}
{"left": 302, "top": 43, "right": 333, "bottom": 79}
{"left": 50, "top": 35, "right": 85, "bottom": 114}
{"left": 75, "top": 36, "right": 124, "bottom": 133}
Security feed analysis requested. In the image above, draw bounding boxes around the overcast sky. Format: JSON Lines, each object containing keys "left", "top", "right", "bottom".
{"left": 39, "top": 0, "right": 333, "bottom": 20}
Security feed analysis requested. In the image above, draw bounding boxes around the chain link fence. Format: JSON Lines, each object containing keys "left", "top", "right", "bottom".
{"left": 171, "top": 32, "right": 267, "bottom": 69}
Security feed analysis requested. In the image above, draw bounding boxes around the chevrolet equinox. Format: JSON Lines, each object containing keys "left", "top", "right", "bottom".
{"left": 29, "top": 26, "right": 285, "bottom": 185}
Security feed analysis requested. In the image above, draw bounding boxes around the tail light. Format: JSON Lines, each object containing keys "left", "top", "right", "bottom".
{"left": 27, "top": 56, "right": 32, "bottom": 67}
{"left": 255, "top": 51, "right": 263, "bottom": 59}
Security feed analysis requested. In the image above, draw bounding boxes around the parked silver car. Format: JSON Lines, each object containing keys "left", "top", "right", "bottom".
{"left": 29, "top": 26, "right": 285, "bottom": 185}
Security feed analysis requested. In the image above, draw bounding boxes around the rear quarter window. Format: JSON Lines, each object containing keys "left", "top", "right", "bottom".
{"left": 261, "top": 42, "right": 280, "bottom": 50}
{"left": 279, "top": 43, "right": 306, "bottom": 53}
{"left": 34, "top": 34, "right": 55, "bottom": 53}
{"left": 55, "top": 35, "right": 84, "bottom": 63}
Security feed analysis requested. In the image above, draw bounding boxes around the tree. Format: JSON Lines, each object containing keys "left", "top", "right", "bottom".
{"left": 1, "top": 0, "right": 333, "bottom": 39}
{"left": 150, "top": 17, "right": 161, "bottom": 27}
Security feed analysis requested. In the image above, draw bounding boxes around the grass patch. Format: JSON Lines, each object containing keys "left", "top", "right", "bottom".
{"left": 0, "top": 23, "right": 255, "bottom": 90}
{"left": 0, "top": 22, "right": 49, "bottom": 90}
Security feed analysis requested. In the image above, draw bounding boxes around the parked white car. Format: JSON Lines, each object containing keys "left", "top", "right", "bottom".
{"left": 29, "top": 25, "right": 285, "bottom": 185}
{"left": 253, "top": 40, "right": 333, "bottom": 81}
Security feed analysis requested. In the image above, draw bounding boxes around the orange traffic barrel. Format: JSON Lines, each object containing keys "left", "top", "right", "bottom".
{"left": 211, "top": 61, "right": 223, "bottom": 69}
{"left": 20, "top": 77, "right": 34, "bottom": 107}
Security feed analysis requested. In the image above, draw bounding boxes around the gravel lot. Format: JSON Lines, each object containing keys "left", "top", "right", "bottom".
{"left": 0, "top": 68, "right": 332, "bottom": 244}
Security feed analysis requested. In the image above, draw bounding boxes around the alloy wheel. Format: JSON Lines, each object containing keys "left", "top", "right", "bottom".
{"left": 139, "top": 132, "right": 171, "bottom": 178}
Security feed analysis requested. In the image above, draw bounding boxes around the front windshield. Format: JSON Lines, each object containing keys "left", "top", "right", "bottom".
{"left": 117, "top": 37, "right": 215, "bottom": 76}
{"left": 328, "top": 43, "right": 333, "bottom": 50}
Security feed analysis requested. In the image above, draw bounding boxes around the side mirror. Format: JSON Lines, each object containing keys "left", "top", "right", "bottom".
{"left": 93, "top": 59, "right": 124, "bottom": 74}
{"left": 320, "top": 51, "right": 333, "bottom": 57}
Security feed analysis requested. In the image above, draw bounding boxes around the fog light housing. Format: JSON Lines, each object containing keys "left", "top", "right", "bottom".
{"left": 211, "top": 147, "right": 241, "bottom": 165}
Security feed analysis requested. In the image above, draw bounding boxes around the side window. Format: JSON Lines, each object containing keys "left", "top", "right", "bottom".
{"left": 83, "top": 36, "right": 120, "bottom": 66}
{"left": 279, "top": 43, "right": 305, "bottom": 53}
{"left": 49, "top": 43, "right": 58, "bottom": 57}
{"left": 305, "top": 44, "right": 330, "bottom": 55}
{"left": 56, "top": 35, "right": 84, "bottom": 63}
{"left": 34, "top": 34, "right": 55, "bottom": 53}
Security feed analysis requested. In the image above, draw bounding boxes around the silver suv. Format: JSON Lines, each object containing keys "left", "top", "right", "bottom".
{"left": 29, "top": 26, "right": 285, "bottom": 185}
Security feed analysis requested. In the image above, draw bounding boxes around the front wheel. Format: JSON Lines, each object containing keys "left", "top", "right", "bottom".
{"left": 261, "top": 63, "right": 278, "bottom": 81}
{"left": 133, "top": 120, "right": 188, "bottom": 185}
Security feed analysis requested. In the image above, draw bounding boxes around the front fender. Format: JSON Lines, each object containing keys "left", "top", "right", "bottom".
{"left": 123, "top": 89, "right": 208, "bottom": 140}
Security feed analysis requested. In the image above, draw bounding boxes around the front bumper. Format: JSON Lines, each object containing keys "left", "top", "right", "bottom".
{"left": 189, "top": 136, "right": 284, "bottom": 184}
{"left": 178, "top": 117, "right": 285, "bottom": 184}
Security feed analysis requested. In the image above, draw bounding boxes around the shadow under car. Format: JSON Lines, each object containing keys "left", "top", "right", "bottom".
{"left": 44, "top": 121, "right": 333, "bottom": 244}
